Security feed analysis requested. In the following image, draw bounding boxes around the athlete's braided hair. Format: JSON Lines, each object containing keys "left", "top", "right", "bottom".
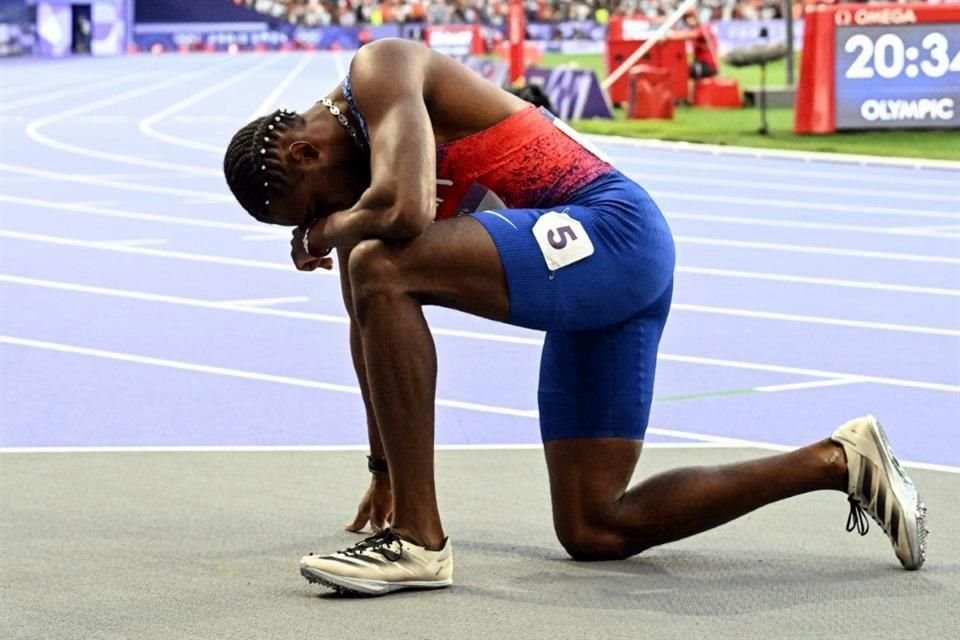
{"left": 223, "top": 108, "right": 304, "bottom": 223}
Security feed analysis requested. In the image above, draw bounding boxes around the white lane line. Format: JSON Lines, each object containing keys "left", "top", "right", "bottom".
{"left": 644, "top": 173, "right": 960, "bottom": 204}
{"left": 656, "top": 191, "right": 960, "bottom": 221}
{"left": 615, "top": 155, "right": 960, "bottom": 188}
{"left": 5, "top": 226, "right": 958, "bottom": 306}
{"left": 222, "top": 296, "right": 310, "bottom": 307}
{"left": 0, "top": 73, "right": 105, "bottom": 97}
{"left": 172, "top": 115, "right": 240, "bottom": 124}
{"left": 884, "top": 223, "right": 960, "bottom": 234}
{"left": 0, "top": 72, "right": 158, "bottom": 112}
{"left": 0, "top": 194, "right": 257, "bottom": 231}
{"left": 0, "top": 335, "right": 538, "bottom": 419}
{"left": 669, "top": 212, "right": 960, "bottom": 241}
{"left": 1, "top": 442, "right": 952, "bottom": 472}
{"left": 241, "top": 233, "right": 289, "bottom": 241}
{"left": 0, "top": 163, "right": 233, "bottom": 202}
{"left": 140, "top": 56, "right": 281, "bottom": 154}
{"left": 3, "top": 274, "right": 957, "bottom": 393}
{"left": 0, "top": 229, "right": 292, "bottom": 271}
{"left": 248, "top": 52, "right": 315, "bottom": 120}
{"left": 672, "top": 303, "right": 960, "bottom": 337}
{"left": 755, "top": 378, "right": 864, "bottom": 393}
{"left": 5, "top": 195, "right": 955, "bottom": 296}
{"left": 593, "top": 134, "right": 960, "bottom": 171}
{"left": 662, "top": 353, "right": 960, "bottom": 394}
{"left": 0, "top": 274, "right": 346, "bottom": 322}
{"left": 677, "top": 266, "right": 960, "bottom": 297}
{"left": 676, "top": 235, "right": 960, "bottom": 265}
{"left": 102, "top": 239, "right": 168, "bottom": 247}
{"left": 1, "top": 335, "right": 955, "bottom": 473}
{"left": 25, "top": 60, "right": 240, "bottom": 177}
{"left": 0, "top": 443, "right": 748, "bottom": 454}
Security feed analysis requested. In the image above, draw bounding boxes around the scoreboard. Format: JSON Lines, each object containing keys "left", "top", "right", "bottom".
{"left": 795, "top": 3, "right": 960, "bottom": 133}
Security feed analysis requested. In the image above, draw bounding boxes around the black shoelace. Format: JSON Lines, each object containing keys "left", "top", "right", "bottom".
{"left": 340, "top": 529, "right": 403, "bottom": 562}
{"left": 846, "top": 496, "right": 869, "bottom": 536}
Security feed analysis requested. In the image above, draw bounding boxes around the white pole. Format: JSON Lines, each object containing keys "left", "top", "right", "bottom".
{"left": 601, "top": 0, "right": 699, "bottom": 91}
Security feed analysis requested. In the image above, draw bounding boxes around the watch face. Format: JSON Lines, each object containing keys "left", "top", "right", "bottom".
{"left": 834, "top": 23, "right": 960, "bottom": 129}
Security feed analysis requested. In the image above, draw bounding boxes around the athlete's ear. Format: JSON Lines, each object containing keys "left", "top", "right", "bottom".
{"left": 288, "top": 141, "right": 322, "bottom": 165}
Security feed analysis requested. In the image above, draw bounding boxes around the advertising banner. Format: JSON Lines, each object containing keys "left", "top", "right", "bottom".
{"left": 524, "top": 67, "right": 613, "bottom": 120}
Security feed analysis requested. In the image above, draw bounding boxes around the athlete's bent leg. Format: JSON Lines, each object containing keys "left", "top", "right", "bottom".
{"left": 347, "top": 216, "right": 509, "bottom": 549}
{"left": 545, "top": 437, "right": 848, "bottom": 561}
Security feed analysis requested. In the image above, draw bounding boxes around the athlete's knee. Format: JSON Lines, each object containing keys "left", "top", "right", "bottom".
{"left": 555, "top": 521, "right": 633, "bottom": 562}
{"left": 347, "top": 240, "right": 405, "bottom": 314}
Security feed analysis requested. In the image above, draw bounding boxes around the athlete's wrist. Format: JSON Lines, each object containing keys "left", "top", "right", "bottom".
{"left": 302, "top": 217, "right": 330, "bottom": 258}
{"left": 367, "top": 455, "right": 388, "bottom": 475}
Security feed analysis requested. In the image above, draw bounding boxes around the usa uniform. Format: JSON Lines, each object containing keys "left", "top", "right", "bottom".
{"left": 344, "top": 78, "right": 675, "bottom": 442}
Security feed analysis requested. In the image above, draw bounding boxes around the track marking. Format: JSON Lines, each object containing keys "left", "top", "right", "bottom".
{"left": 613, "top": 154, "right": 960, "bottom": 188}
{"left": 662, "top": 353, "right": 960, "bottom": 394}
{"left": 222, "top": 296, "right": 310, "bottom": 307}
{"left": 139, "top": 56, "right": 280, "bottom": 154}
{"left": 0, "top": 229, "right": 291, "bottom": 271}
{"left": 643, "top": 173, "right": 960, "bottom": 204}
{"left": 242, "top": 233, "right": 290, "bottom": 241}
{"left": 248, "top": 52, "right": 315, "bottom": 120}
{"left": 101, "top": 239, "right": 168, "bottom": 247}
{"left": 0, "top": 163, "right": 233, "bottom": 202}
{"left": 0, "top": 443, "right": 750, "bottom": 454}
{"left": 658, "top": 192, "right": 960, "bottom": 222}
{"left": 677, "top": 266, "right": 960, "bottom": 297}
{"left": 5, "top": 196, "right": 955, "bottom": 296}
{"left": 0, "top": 416, "right": 954, "bottom": 474}
{"left": 755, "top": 378, "right": 864, "bottom": 393}
{"left": 2, "top": 274, "right": 957, "bottom": 393}
{"left": 25, "top": 59, "right": 241, "bottom": 177}
{"left": 669, "top": 212, "right": 960, "bottom": 241}
{"left": 591, "top": 134, "right": 960, "bottom": 171}
{"left": 676, "top": 235, "right": 960, "bottom": 265}
{"left": 0, "top": 72, "right": 159, "bottom": 112}
{"left": 672, "top": 303, "right": 960, "bottom": 337}
{"left": 0, "top": 194, "right": 258, "bottom": 231}
{"left": 0, "top": 335, "right": 538, "bottom": 419}
{"left": 0, "top": 73, "right": 107, "bottom": 98}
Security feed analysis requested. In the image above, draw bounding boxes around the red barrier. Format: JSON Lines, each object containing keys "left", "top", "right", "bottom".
{"left": 627, "top": 65, "right": 674, "bottom": 119}
{"left": 693, "top": 77, "right": 742, "bottom": 109}
{"left": 606, "top": 17, "right": 690, "bottom": 105}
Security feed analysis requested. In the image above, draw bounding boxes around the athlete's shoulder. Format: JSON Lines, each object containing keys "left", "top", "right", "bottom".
{"left": 351, "top": 39, "right": 430, "bottom": 75}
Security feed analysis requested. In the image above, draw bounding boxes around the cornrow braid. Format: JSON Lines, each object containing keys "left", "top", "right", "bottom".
{"left": 223, "top": 108, "right": 304, "bottom": 222}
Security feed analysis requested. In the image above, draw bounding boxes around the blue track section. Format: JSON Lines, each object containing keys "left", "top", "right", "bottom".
{"left": 1, "top": 52, "right": 958, "bottom": 466}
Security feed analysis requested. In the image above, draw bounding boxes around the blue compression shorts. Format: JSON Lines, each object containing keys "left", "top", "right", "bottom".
{"left": 471, "top": 170, "right": 675, "bottom": 442}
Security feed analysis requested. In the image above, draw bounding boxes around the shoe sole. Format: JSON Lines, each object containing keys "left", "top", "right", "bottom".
{"left": 300, "top": 566, "right": 452, "bottom": 596}
{"left": 863, "top": 415, "right": 928, "bottom": 570}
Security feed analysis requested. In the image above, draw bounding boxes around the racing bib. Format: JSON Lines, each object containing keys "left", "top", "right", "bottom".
{"left": 532, "top": 211, "right": 594, "bottom": 271}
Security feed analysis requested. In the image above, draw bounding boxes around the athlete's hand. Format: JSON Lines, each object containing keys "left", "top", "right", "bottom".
{"left": 345, "top": 473, "right": 393, "bottom": 534}
{"left": 290, "top": 226, "right": 333, "bottom": 272}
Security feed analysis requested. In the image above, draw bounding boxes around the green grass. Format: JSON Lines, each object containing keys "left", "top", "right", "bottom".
{"left": 538, "top": 52, "right": 960, "bottom": 161}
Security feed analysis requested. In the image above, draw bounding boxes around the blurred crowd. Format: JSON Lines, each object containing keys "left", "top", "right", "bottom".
{"left": 235, "top": 0, "right": 798, "bottom": 27}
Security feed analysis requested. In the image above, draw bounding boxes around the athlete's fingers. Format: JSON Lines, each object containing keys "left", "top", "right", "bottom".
{"left": 296, "top": 256, "right": 322, "bottom": 271}
{"left": 345, "top": 509, "right": 369, "bottom": 533}
{"left": 317, "top": 257, "right": 334, "bottom": 270}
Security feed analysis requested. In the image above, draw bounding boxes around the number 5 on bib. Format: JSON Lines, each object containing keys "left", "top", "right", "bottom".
{"left": 532, "top": 211, "right": 595, "bottom": 271}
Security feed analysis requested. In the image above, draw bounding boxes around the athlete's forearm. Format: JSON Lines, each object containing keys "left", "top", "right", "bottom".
{"left": 320, "top": 196, "right": 432, "bottom": 248}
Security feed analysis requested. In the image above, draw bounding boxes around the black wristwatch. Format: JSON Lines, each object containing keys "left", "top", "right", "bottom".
{"left": 367, "top": 455, "right": 388, "bottom": 474}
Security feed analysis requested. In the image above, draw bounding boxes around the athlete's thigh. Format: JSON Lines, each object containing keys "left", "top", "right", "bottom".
{"left": 351, "top": 214, "right": 510, "bottom": 321}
